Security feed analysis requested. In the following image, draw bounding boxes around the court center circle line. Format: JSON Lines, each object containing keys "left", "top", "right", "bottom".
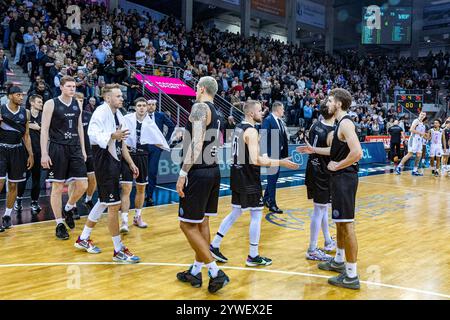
{"left": 0, "top": 261, "right": 448, "bottom": 299}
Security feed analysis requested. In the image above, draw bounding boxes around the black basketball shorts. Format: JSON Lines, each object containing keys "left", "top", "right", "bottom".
{"left": 0, "top": 144, "right": 28, "bottom": 182}
{"left": 92, "top": 145, "right": 121, "bottom": 206}
{"left": 120, "top": 154, "right": 149, "bottom": 185}
{"left": 330, "top": 171, "right": 358, "bottom": 223}
{"left": 305, "top": 161, "right": 331, "bottom": 205}
{"left": 46, "top": 142, "right": 87, "bottom": 183}
{"left": 178, "top": 166, "right": 220, "bottom": 223}
{"left": 231, "top": 190, "right": 264, "bottom": 211}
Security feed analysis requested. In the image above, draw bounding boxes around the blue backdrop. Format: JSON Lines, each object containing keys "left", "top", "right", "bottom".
{"left": 156, "top": 142, "right": 387, "bottom": 184}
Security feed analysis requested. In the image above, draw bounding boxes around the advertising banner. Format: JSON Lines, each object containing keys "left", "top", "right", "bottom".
{"left": 135, "top": 74, "right": 196, "bottom": 97}
{"left": 156, "top": 143, "right": 387, "bottom": 184}
{"left": 252, "top": 0, "right": 286, "bottom": 17}
{"left": 296, "top": 0, "right": 326, "bottom": 29}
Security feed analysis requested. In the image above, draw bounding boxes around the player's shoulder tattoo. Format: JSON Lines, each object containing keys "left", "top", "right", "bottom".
{"left": 189, "top": 102, "right": 208, "bottom": 122}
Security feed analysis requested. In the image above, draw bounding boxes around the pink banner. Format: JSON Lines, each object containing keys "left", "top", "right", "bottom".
{"left": 135, "top": 74, "right": 196, "bottom": 97}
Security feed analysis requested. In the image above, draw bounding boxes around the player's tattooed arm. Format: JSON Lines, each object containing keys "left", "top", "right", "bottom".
{"left": 181, "top": 102, "right": 209, "bottom": 173}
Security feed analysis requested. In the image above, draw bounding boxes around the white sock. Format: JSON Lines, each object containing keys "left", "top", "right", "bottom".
{"left": 249, "top": 209, "right": 263, "bottom": 258}
{"left": 211, "top": 207, "right": 242, "bottom": 248}
{"left": 85, "top": 195, "right": 92, "bottom": 202}
{"left": 112, "top": 235, "right": 122, "bottom": 252}
{"left": 335, "top": 248, "right": 345, "bottom": 263}
{"left": 80, "top": 226, "right": 93, "bottom": 241}
{"left": 322, "top": 204, "right": 333, "bottom": 245}
{"left": 4, "top": 208, "right": 13, "bottom": 217}
{"left": 121, "top": 212, "right": 128, "bottom": 223}
{"left": 206, "top": 261, "right": 219, "bottom": 278}
{"left": 135, "top": 209, "right": 141, "bottom": 218}
{"left": 190, "top": 260, "right": 203, "bottom": 276}
{"left": 56, "top": 218, "right": 64, "bottom": 225}
{"left": 309, "top": 203, "right": 324, "bottom": 251}
{"left": 398, "top": 163, "right": 403, "bottom": 168}
{"left": 346, "top": 262, "right": 357, "bottom": 278}
{"left": 65, "top": 203, "right": 75, "bottom": 211}
{"left": 413, "top": 166, "right": 418, "bottom": 172}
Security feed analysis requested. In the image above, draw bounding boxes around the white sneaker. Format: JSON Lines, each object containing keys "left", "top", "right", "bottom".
{"left": 120, "top": 221, "right": 129, "bottom": 233}
{"left": 133, "top": 216, "right": 148, "bottom": 228}
{"left": 323, "top": 239, "right": 337, "bottom": 253}
{"left": 306, "top": 248, "right": 332, "bottom": 261}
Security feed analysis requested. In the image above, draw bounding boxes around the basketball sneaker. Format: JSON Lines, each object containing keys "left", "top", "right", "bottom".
{"left": 246, "top": 255, "right": 272, "bottom": 267}
{"left": 210, "top": 245, "right": 228, "bottom": 263}
{"left": 208, "top": 270, "right": 230, "bottom": 293}
{"left": 412, "top": 170, "right": 423, "bottom": 176}
{"left": 2, "top": 215, "right": 12, "bottom": 229}
{"left": 318, "top": 258, "right": 345, "bottom": 273}
{"left": 323, "top": 239, "right": 337, "bottom": 253}
{"left": 13, "top": 199, "right": 23, "bottom": 212}
{"left": 31, "top": 201, "right": 41, "bottom": 215}
{"left": 56, "top": 223, "right": 69, "bottom": 240}
{"left": 120, "top": 221, "right": 129, "bottom": 233}
{"left": 63, "top": 207, "right": 76, "bottom": 229}
{"left": 306, "top": 248, "right": 332, "bottom": 261}
{"left": 113, "top": 247, "right": 140, "bottom": 263}
{"left": 394, "top": 166, "right": 401, "bottom": 175}
{"left": 434, "top": 170, "right": 440, "bottom": 177}
{"left": 0, "top": 225, "right": 4, "bottom": 232}
{"left": 72, "top": 207, "right": 80, "bottom": 220}
{"left": 328, "top": 273, "right": 360, "bottom": 290}
{"left": 74, "top": 236, "right": 102, "bottom": 254}
{"left": 133, "top": 216, "right": 148, "bottom": 228}
{"left": 176, "top": 266, "right": 203, "bottom": 288}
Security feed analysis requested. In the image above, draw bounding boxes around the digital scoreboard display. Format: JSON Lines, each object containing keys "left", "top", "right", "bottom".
{"left": 396, "top": 94, "right": 423, "bottom": 114}
{"left": 362, "top": 6, "right": 412, "bottom": 45}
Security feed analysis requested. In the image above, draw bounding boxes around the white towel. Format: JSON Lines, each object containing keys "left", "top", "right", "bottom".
{"left": 88, "top": 103, "right": 127, "bottom": 161}
{"left": 123, "top": 112, "right": 170, "bottom": 151}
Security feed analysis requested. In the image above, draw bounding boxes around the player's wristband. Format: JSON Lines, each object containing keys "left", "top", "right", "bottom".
{"left": 179, "top": 169, "right": 188, "bottom": 177}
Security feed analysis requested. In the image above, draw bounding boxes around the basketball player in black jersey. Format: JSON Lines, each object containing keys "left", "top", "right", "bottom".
{"left": 74, "top": 84, "right": 140, "bottom": 263}
{"left": 72, "top": 92, "right": 97, "bottom": 218}
{"left": 0, "top": 86, "right": 34, "bottom": 231}
{"left": 175, "top": 76, "right": 229, "bottom": 293}
{"left": 299, "top": 88, "right": 362, "bottom": 290}
{"left": 40, "top": 76, "right": 88, "bottom": 240}
{"left": 443, "top": 120, "right": 450, "bottom": 176}
{"left": 120, "top": 97, "right": 151, "bottom": 232}
{"left": 210, "top": 100, "right": 298, "bottom": 266}
{"left": 302, "top": 103, "right": 336, "bottom": 261}
{"left": 16, "top": 94, "right": 43, "bottom": 216}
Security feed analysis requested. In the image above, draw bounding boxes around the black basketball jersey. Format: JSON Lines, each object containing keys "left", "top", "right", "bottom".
{"left": 82, "top": 110, "right": 92, "bottom": 156}
{"left": 330, "top": 115, "right": 358, "bottom": 174}
{"left": 49, "top": 97, "right": 81, "bottom": 145}
{"left": 445, "top": 128, "right": 450, "bottom": 149}
{"left": 29, "top": 109, "right": 42, "bottom": 153}
{"left": 230, "top": 122, "right": 261, "bottom": 194}
{"left": 183, "top": 101, "right": 222, "bottom": 169}
{"left": 114, "top": 112, "right": 122, "bottom": 161}
{"left": 132, "top": 120, "right": 148, "bottom": 156}
{"left": 307, "top": 121, "right": 334, "bottom": 173}
{"left": 0, "top": 104, "right": 27, "bottom": 145}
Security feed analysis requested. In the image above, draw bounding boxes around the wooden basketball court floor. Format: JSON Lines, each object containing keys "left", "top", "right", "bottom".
{"left": 0, "top": 172, "right": 449, "bottom": 300}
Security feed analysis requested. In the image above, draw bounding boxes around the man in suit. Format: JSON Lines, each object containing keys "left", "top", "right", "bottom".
{"left": 261, "top": 101, "right": 288, "bottom": 214}
{"left": 145, "top": 99, "right": 175, "bottom": 206}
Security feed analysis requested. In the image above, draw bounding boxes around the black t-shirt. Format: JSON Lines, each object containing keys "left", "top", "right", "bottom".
{"left": 388, "top": 125, "right": 403, "bottom": 144}
{"left": 29, "top": 110, "right": 42, "bottom": 154}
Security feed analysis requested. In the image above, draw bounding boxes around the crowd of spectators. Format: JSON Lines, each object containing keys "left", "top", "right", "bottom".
{"left": 0, "top": 0, "right": 448, "bottom": 140}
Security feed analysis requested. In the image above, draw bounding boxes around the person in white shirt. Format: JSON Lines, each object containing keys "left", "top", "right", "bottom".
{"left": 135, "top": 46, "right": 146, "bottom": 67}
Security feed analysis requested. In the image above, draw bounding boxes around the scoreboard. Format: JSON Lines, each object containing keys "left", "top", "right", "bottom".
{"left": 362, "top": 6, "right": 412, "bottom": 45}
{"left": 396, "top": 94, "right": 423, "bottom": 114}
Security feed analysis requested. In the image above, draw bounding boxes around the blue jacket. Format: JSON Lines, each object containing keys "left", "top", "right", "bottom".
{"left": 151, "top": 111, "right": 175, "bottom": 142}
{"left": 261, "top": 113, "right": 288, "bottom": 159}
